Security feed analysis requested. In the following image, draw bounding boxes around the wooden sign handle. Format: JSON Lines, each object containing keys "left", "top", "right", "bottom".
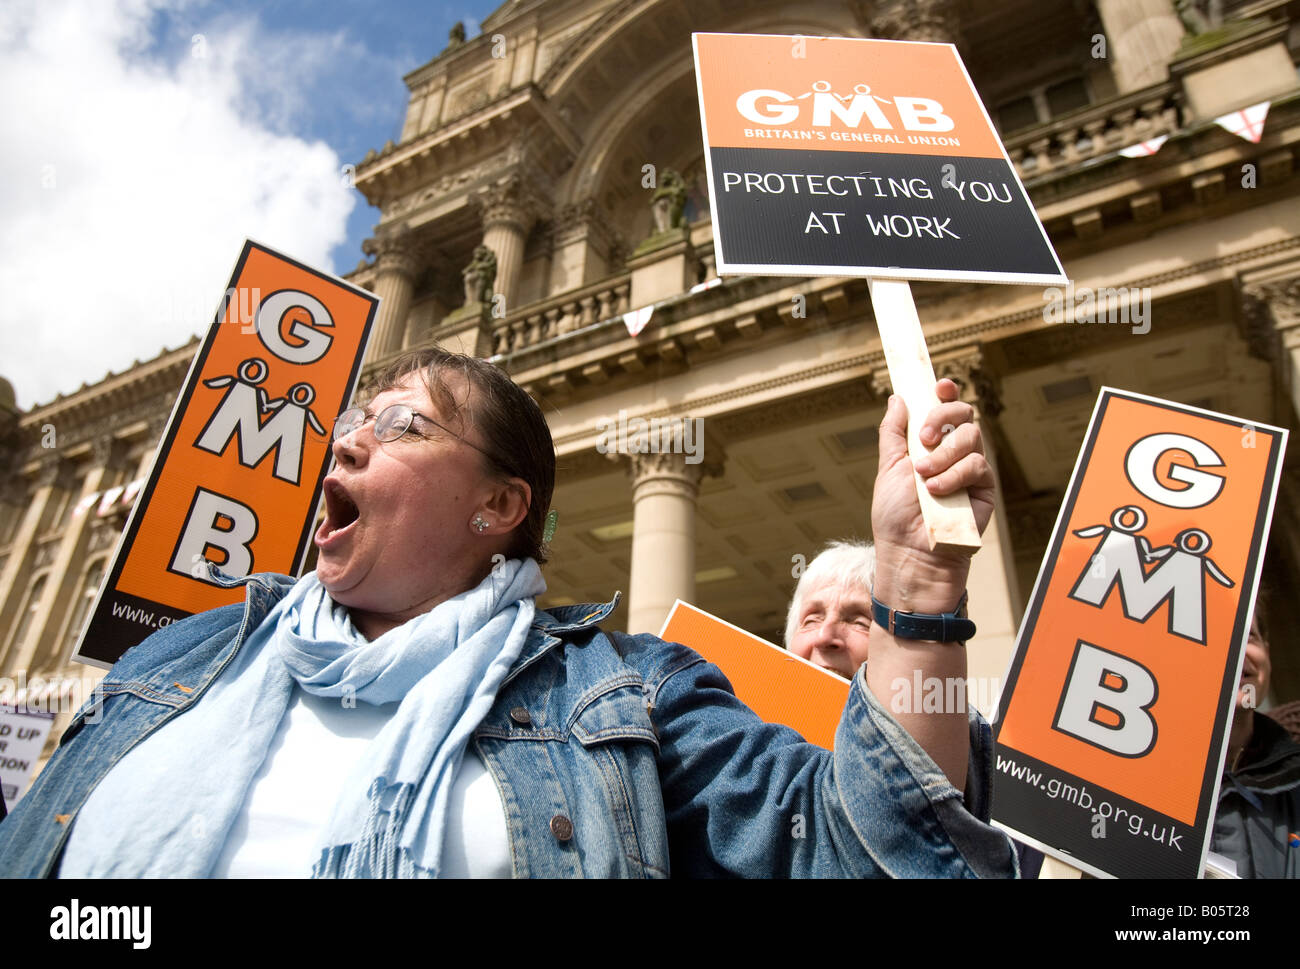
{"left": 867, "top": 277, "right": 981, "bottom": 552}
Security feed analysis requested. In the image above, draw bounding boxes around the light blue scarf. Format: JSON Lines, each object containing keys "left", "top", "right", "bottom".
{"left": 65, "top": 558, "right": 544, "bottom": 878}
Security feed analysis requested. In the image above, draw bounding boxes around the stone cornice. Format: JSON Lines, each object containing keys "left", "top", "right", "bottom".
{"left": 354, "top": 85, "right": 580, "bottom": 209}
{"left": 18, "top": 338, "right": 197, "bottom": 437}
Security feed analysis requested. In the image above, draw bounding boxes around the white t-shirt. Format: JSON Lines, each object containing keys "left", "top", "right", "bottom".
{"left": 211, "top": 685, "right": 512, "bottom": 878}
{"left": 64, "top": 683, "right": 511, "bottom": 878}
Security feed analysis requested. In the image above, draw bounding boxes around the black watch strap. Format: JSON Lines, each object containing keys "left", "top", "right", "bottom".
{"left": 871, "top": 590, "right": 975, "bottom": 643}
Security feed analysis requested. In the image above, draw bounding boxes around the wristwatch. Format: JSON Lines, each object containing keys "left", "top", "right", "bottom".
{"left": 870, "top": 589, "right": 975, "bottom": 644}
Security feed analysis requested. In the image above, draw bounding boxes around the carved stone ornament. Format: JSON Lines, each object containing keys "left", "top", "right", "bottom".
{"left": 868, "top": 0, "right": 964, "bottom": 45}
{"left": 555, "top": 199, "right": 599, "bottom": 237}
{"left": 1240, "top": 278, "right": 1300, "bottom": 361}
{"left": 90, "top": 434, "right": 126, "bottom": 471}
{"left": 870, "top": 368, "right": 894, "bottom": 399}
{"left": 474, "top": 175, "right": 541, "bottom": 234}
{"left": 362, "top": 230, "right": 423, "bottom": 280}
{"left": 624, "top": 448, "right": 724, "bottom": 498}
{"left": 462, "top": 245, "right": 498, "bottom": 305}
{"left": 651, "top": 170, "right": 689, "bottom": 233}
{"left": 934, "top": 348, "right": 1004, "bottom": 418}
{"left": 1175, "top": 0, "right": 1224, "bottom": 36}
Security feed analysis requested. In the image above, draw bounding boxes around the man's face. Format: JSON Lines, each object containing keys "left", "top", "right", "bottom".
{"left": 788, "top": 578, "right": 873, "bottom": 680}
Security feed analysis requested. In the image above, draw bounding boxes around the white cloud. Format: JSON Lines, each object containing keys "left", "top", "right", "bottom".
{"left": 0, "top": 0, "right": 357, "bottom": 409}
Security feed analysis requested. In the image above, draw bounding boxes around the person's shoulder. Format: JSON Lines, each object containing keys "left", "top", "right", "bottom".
{"left": 1236, "top": 713, "right": 1300, "bottom": 793}
{"left": 533, "top": 599, "right": 708, "bottom": 681}
{"left": 110, "top": 572, "right": 293, "bottom": 679}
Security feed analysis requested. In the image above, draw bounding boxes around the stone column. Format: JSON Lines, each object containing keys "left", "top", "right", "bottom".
{"left": 625, "top": 443, "right": 724, "bottom": 635}
{"left": 475, "top": 176, "right": 538, "bottom": 311}
{"left": 362, "top": 230, "right": 422, "bottom": 360}
{"left": 867, "top": 0, "right": 963, "bottom": 44}
{"left": 1093, "top": 0, "right": 1186, "bottom": 93}
{"left": 1242, "top": 276, "right": 1300, "bottom": 423}
{"left": 0, "top": 458, "right": 67, "bottom": 668}
{"left": 20, "top": 438, "right": 125, "bottom": 674}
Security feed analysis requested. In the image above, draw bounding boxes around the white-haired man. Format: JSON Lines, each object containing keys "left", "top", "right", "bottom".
{"left": 784, "top": 540, "right": 877, "bottom": 680}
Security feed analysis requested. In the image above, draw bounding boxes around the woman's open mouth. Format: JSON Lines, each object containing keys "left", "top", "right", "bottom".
{"left": 316, "top": 478, "right": 360, "bottom": 547}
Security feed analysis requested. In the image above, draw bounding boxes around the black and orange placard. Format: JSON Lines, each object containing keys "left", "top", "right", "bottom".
{"left": 993, "top": 388, "right": 1287, "bottom": 878}
{"left": 660, "top": 600, "right": 848, "bottom": 749}
{"left": 74, "top": 241, "right": 377, "bottom": 668}
{"left": 692, "top": 32, "right": 1065, "bottom": 284}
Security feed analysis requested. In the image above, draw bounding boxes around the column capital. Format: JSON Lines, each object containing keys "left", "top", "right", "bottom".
{"left": 473, "top": 174, "right": 544, "bottom": 234}
{"left": 33, "top": 454, "right": 71, "bottom": 488}
{"left": 866, "top": 0, "right": 963, "bottom": 45}
{"left": 870, "top": 367, "right": 893, "bottom": 399}
{"left": 934, "top": 346, "right": 1003, "bottom": 419}
{"left": 1241, "top": 276, "right": 1300, "bottom": 360}
{"left": 362, "top": 227, "right": 424, "bottom": 280}
{"left": 554, "top": 197, "right": 619, "bottom": 249}
{"left": 618, "top": 431, "right": 725, "bottom": 498}
{"left": 90, "top": 434, "right": 128, "bottom": 471}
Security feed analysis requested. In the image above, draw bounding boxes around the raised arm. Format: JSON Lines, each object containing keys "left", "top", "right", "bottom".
{"left": 866, "top": 380, "right": 995, "bottom": 789}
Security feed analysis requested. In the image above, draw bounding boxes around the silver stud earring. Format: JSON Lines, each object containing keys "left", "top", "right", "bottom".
{"left": 472, "top": 514, "right": 490, "bottom": 533}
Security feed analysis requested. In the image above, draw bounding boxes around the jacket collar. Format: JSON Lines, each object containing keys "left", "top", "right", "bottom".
{"left": 532, "top": 594, "right": 621, "bottom": 634}
{"left": 503, "top": 593, "right": 622, "bottom": 687}
{"left": 206, "top": 565, "right": 296, "bottom": 595}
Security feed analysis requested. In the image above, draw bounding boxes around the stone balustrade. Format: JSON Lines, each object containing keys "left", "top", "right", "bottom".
{"left": 1004, "top": 81, "right": 1183, "bottom": 181}
{"left": 491, "top": 273, "right": 633, "bottom": 355}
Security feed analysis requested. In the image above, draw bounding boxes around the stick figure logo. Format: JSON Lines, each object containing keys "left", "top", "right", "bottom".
{"left": 193, "top": 357, "right": 325, "bottom": 485}
{"left": 1069, "top": 504, "right": 1233, "bottom": 644}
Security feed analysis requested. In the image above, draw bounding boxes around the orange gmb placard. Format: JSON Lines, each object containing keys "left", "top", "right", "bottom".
{"left": 76, "top": 241, "right": 377, "bottom": 667}
{"left": 660, "top": 600, "right": 849, "bottom": 749}
{"left": 693, "top": 32, "right": 1003, "bottom": 159}
{"left": 993, "top": 388, "right": 1286, "bottom": 878}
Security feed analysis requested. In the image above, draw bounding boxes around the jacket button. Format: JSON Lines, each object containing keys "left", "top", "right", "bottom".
{"left": 550, "top": 815, "right": 574, "bottom": 842}
{"left": 509, "top": 706, "right": 531, "bottom": 726}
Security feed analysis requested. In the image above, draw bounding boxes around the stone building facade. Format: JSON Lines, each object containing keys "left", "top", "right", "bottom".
{"left": 3, "top": 0, "right": 1299, "bottom": 796}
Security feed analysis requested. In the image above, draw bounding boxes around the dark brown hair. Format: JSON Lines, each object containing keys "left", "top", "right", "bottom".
{"left": 362, "top": 347, "right": 556, "bottom": 564}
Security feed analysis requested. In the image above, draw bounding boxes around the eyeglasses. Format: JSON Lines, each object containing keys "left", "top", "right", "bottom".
{"left": 332, "top": 404, "right": 496, "bottom": 462}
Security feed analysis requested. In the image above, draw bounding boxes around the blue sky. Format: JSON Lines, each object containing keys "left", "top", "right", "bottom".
{"left": 0, "top": 0, "right": 502, "bottom": 409}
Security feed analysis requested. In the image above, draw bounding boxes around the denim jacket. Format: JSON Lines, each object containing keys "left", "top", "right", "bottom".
{"left": 0, "top": 573, "right": 1017, "bottom": 878}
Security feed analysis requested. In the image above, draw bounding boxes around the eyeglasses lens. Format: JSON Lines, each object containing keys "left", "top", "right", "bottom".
{"left": 374, "top": 405, "right": 412, "bottom": 442}
{"left": 333, "top": 408, "right": 363, "bottom": 441}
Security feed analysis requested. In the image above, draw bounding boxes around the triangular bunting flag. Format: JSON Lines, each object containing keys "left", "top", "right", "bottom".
{"left": 1120, "top": 135, "right": 1169, "bottom": 158}
{"left": 1214, "top": 101, "right": 1269, "bottom": 143}
{"left": 622, "top": 305, "right": 654, "bottom": 337}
